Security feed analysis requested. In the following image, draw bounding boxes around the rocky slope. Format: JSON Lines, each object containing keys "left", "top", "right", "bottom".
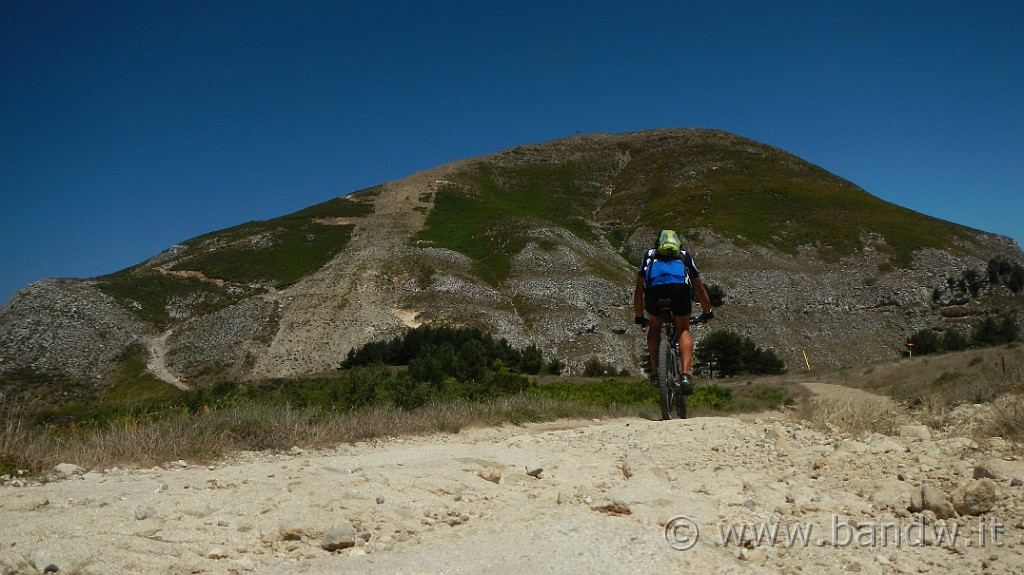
{"left": 1, "top": 129, "right": 1021, "bottom": 401}
{"left": 2, "top": 385, "right": 1023, "bottom": 575}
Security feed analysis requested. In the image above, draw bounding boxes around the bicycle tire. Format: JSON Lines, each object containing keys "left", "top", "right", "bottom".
{"left": 671, "top": 346, "right": 687, "bottom": 419}
{"left": 657, "top": 337, "right": 675, "bottom": 420}
{"left": 658, "top": 336, "right": 687, "bottom": 420}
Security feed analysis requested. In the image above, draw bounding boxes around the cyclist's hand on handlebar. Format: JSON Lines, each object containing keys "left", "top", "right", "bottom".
{"left": 635, "top": 316, "right": 650, "bottom": 328}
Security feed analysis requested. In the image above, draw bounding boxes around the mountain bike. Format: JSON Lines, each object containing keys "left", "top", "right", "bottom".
{"left": 654, "top": 298, "right": 712, "bottom": 420}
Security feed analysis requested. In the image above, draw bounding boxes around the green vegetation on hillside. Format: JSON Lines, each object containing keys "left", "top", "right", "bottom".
{"left": 170, "top": 195, "right": 371, "bottom": 286}
{"left": 610, "top": 141, "right": 972, "bottom": 265}
{"left": 906, "top": 312, "right": 1020, "bottom": 356}
{"left": 417, "top": 134, "right": 978, "bottom": 279}
{"left": 95, "top": 271, "right": 257, "bottom": 328}
{"left": 173, "top": 222, "right": 354, "bottom": 286}
{"left": 31, "top": 344, "right": 183, "bottom": 425}
{"left": 94, "top": 195, "right": 371, "bottom": 326}
{"left": 988, "top": 256, "right": 1024, "bottom": 292}
{"left": 416, "top": 163, "right": 601, "bottom": 284}
{"left": 0, "top": 367, "right": 94, "bottom": 418}
{"left": 284, "top": 195, "right": 375, "bottom": 219}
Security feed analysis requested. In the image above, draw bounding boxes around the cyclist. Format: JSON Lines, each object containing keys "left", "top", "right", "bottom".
{"left": 633, "top": 230, "right": 713, "bottom": 394}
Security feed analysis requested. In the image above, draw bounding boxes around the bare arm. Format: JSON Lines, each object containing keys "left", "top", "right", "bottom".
{"left": 692, "top": 276, "right": 712, "bottom": 314}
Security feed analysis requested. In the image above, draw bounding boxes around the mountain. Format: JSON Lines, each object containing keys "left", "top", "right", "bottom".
{"left": 1, "top": 129, "right": 1021, "bottom": 406}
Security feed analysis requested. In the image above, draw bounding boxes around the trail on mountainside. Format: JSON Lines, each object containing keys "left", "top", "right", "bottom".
{"left": 146, "top": 329, "right": 189, "bottom": 390}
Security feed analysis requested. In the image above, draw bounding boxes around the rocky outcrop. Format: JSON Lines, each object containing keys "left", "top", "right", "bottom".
{"left": 165, "top": 297, "right": 282, "bottom": 382}
{"left": 0, "top": 279, "right": 147, "bottom": 381}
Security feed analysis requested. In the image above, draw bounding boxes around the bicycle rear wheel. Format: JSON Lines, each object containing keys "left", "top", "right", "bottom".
{"left": 657, "top": 338, "right": 678, "bottom": 420}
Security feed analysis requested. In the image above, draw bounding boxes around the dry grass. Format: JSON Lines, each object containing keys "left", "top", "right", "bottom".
{"left": 3, "top": 374, "right": 794, "bottom": 477}
{"left": 820, "top": 345, "right": 1021, "bottom": 403}
{"left": 791, "top": 392, "right": 905, "bottom": 437}
{"left": 934, "top": 393, "right": 1024, "bottom": 447}
{"left": 5, "top": 347, "right": 1019, "bottom": 477}
{"left": 1, "top": 395, "right": 623, "bottom": 476}
{"left": 795, "top": 344, "right": 1023, "bottom": 441}
{"left": 992, "top": 397, "right": 1024, "bottom": 440}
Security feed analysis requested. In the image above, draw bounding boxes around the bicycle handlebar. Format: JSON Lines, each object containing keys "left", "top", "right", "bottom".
{"left": 637, "top": 309, "right": 715, "bottom": 328}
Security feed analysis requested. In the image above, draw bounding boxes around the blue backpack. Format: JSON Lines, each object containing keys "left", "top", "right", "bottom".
{"left": 645, "top": 252, "right": 689, "bottom": 287}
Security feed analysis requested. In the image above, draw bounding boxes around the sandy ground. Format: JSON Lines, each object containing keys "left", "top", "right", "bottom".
{"left": 2, "top": 384, "right": 1023, "bottom": 575}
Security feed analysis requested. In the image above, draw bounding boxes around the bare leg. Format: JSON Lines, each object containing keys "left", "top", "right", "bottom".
{"left": 676, "top": 315, "right": 693, "bottom": 375}
{"left": 646, "top": 315, "right": 663, "bottom": 376}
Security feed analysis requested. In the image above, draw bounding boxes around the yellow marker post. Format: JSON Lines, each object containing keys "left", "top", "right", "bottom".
{"left": 802, "top": 350, "right": 811, "bottom": 371}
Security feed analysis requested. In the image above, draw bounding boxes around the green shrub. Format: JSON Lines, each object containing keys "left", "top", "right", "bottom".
{"left": 988, "top": 257, "right": 1024, "bottom": 293}
{"left": 942, "top": 329, "right": 970, "bottom": 352}
{"left": 543, "top": 357, "right": 565, "bottom": 375}
{"left": 904, "top": 315, "right": 1017, "bottom": 359}
{"left": 688, "top": 385, "right": 732, "bottom": 410}
{"left": 706, "top": 283, "right": 726, "bottom": 307}
{"left": 972, "top": 314, "right": 1019, "bottom": 347}
{"left": 695, "top": 330, "right": 786, "bottom": 377}
{"left": 528, "top": 378, "right": 653, "bottom": 409}
{"left": 341, "top": 325, "right": 551, "bottom": 395}
{"left": 583, "top": 357, "right": 619, "bottom": 377}
{"left": 907, "top": 330, "right": 942, "bottom": 356}
{"left": 520, "top": 344, "right": 544, "bottom": 375}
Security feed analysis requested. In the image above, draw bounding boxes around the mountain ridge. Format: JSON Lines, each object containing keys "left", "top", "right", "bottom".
{"left": 1, "top": 128, "right": 1021, "bottom": 407}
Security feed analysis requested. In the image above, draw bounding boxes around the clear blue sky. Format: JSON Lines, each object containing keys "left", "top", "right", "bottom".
{"left": 3, "top": 0, "right": 1022, "bottom": 305}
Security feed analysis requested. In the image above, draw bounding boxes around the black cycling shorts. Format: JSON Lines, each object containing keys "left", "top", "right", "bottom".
{"left": 644, "top": 283, "right": 692, "bottom": 317}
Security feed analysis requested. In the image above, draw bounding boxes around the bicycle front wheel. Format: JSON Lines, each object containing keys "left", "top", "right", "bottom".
{"left": 671, "top": 347, "right": 687, "bottom": 419}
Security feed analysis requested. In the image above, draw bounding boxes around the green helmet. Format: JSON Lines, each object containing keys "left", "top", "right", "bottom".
{"left": 656, "top": 229, "right": 681, "bottom": 257}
